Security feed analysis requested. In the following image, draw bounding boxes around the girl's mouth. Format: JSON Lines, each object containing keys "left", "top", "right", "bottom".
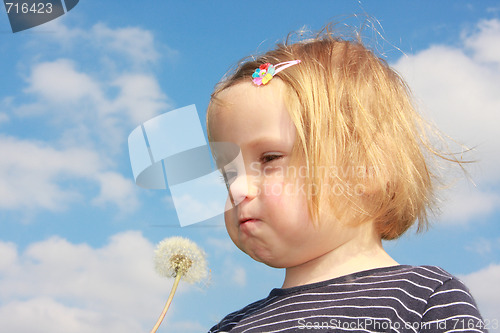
{"left": 239, "top": 218, "right": 258, "bottom": 224}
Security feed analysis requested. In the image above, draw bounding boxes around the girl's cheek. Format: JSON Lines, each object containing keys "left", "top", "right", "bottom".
{"left": 262, "top": 178, "right": 284, "bottom": 200}
{"left": 263, "top": 178, "right": 300, "bottom": 203}
{"left": 224, "top": 207, "right": 238, "bottom": 229}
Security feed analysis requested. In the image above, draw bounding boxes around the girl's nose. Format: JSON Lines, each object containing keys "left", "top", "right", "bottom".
{"left": 226, "top": 174, "right": 259, "bottom": 207}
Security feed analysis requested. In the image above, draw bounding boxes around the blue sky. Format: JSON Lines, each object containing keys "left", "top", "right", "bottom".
{"left": 1, "top": 1, "right": 499, "bottom": 332}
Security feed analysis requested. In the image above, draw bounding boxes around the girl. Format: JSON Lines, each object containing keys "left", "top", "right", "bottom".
{"left": 206, "top": 27, "right": 487, "bottom": 332}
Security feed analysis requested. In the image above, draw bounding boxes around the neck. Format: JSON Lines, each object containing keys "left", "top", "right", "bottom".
{"left": 281, "top": 223, "right": 398, "bottom": 289}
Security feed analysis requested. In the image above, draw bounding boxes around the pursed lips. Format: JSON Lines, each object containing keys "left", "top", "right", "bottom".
{"left": 238, "top": 214, "right": 261, "bottom": 226}
{"left": 239, "top": 217, "right": 258, "bottom": 224}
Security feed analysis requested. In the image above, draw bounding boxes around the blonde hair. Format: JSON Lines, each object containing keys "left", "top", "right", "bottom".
{"left": 207, "top": 27, "right": 463, "bottom": 240}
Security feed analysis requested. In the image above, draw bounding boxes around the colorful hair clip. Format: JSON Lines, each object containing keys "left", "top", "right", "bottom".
{"left": 251, "top": 60, "right": 301, "bottom": 86}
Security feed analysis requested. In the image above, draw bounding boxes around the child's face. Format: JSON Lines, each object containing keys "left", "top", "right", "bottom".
{"left": 210, "top": 80, "right": 357, "bottom": 269}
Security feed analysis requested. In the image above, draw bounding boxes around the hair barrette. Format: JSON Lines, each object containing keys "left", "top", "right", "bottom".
{"left": 251, "top": 60, "right": 301, "bottom": 86}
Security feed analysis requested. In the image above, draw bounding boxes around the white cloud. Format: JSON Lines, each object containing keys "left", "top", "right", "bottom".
{"left": 0, "top": 298, "right": 142, "bottom": 333}
{"left": 16, "top": 58, "right": 169, "bottom": 151}
{"left": 232, "top": 266, "right": 247, "bottom": 287}
{"left": 171, "top": 193, "right": 226, "bottom": 227}
{"left": 91, "top": 23, "right": 160, "bottom": 66}
{"left": 393, "top": 18, "right": 500, "bottom": 223}
{"left": 394, "top": 45, "right": 500, "bottom": 179}
{"left": 111, "top": 73, "right": 169, "bottom": 124}
{"left": 0, "top": 21, "right": 172, "bottom": 215}
{"left": 205, "top": 237, "right": 236, "bottom": 254}
{"left": 36, "top": 19, "right": 87, "bottom": 47}
{"left": 91, "top": 172, "right": 139, "bottom": 213}
{"left": 167, "top": 320, "right": 207, "bottom": 333}
{"left": 437, "top": 182, "right": 500, "bottom": 224}
{"left": 0, "top": 112, "right": 9, "bottom": 124}
{"left": 464, "top": 19, "right": 500, "bottom": 65}
{"left": 0, "top": 231, "right": 207, "bottom": 333}
{"left": 0, "top": 241, "right": 17, "bottom": 271}
{"left": 460, "top": 264, "right": 500, "bottom": 324}
{"left": 0, "top": 136, "right": 137, "bottom": 213}
{"left": 0, "top": 20, "right": 173, "bottom": 212}
{"left": 40, "top": 20, "right": 167, "bottom": 68}
{"left": 9, "top": 20, "right": 172, "bottom": 147}
{"left": 25, "top": 59, "right": 102, "bottom": 103}
{"left": 0, "top": 136, "right": 98, "bottom": 211}
{"left": 465, "top": 237, "right": 500, "bottom": 255}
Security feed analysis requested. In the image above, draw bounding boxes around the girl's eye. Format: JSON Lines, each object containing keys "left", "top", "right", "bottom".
{"left": 260, "top": 153, "right": 283, "bottom": 164}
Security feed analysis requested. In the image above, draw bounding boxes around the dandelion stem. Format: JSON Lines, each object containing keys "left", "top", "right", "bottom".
{"left": 150, "top": 272, "right": 182, "bottom": 333}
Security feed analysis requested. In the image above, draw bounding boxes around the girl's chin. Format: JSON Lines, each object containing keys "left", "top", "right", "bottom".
{"left": 242, "top": 247, "right": 287, "bottom": 268}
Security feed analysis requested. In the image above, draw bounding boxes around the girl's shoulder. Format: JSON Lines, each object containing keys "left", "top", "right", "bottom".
{"left": 355, "top": 264, "right": 458, "bottom": 284}
{"left": 207, "top": 265, "right": 486, "bottom": 333}
{"left": 271, "top": 265, "right": 461, "bottom": 295}
{"left": 340, "top": 264, "right": 471, "bottom": 296}
{"left": 207, "top": 295, "right": 275, "bottom": 333}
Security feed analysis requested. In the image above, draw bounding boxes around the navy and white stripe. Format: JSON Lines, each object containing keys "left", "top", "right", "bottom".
{"left": 208, "top": 265, "right": 487, "bottom": 333}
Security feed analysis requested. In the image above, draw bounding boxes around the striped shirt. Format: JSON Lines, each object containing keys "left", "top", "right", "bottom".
{"left": 208, "top": 265, "right": 487, "bottom": 333}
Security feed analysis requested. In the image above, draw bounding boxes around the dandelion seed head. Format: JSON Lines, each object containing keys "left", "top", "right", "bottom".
{"left": 154, "top": 236, "right": 208, "bottom": 284}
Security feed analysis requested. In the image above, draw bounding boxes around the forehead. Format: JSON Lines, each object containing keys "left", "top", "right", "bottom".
{"left": 209, "top": 80, "right": 295, "bottom": 148}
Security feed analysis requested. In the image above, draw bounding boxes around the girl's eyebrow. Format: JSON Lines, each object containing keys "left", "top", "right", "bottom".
{"left": 246, "top": 137, "right": 289, "bottom": 149}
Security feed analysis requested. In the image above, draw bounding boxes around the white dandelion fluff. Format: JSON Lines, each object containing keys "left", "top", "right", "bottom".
{"left": 150, "top": 236, "right": 208, "bottom": 333}
{"left": 154, "top": 236, "right": 208, "bottom": 283}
